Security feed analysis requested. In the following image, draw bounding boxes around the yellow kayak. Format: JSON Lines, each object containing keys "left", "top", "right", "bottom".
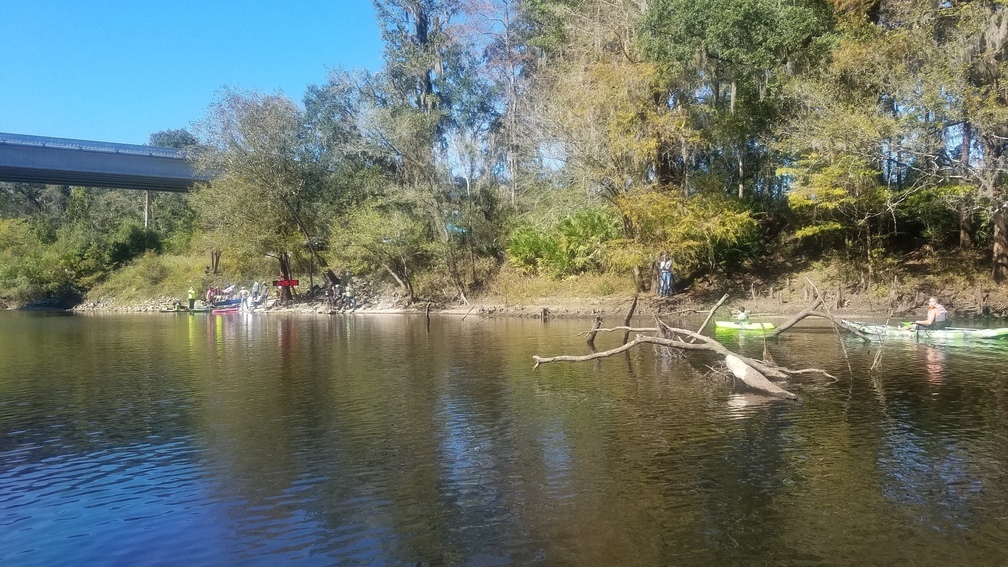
{"left": 714, "top": 321, "right": 775, "bottom": 331}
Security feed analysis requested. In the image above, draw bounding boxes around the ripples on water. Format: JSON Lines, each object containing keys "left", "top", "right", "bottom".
{"left": 1, "top": 312, "right": 1007, "bottom": 565}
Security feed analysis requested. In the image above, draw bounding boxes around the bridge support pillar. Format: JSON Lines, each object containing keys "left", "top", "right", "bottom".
{"left": 144, "top": 190, "right": 150, "bottom": 228}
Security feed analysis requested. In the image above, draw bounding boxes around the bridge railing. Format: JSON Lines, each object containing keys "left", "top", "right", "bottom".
{"left": 0, "top": 132, "right": 184, "bottom": 159}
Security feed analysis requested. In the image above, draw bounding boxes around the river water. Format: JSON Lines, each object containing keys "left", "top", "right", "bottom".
{"left": 1, "top": 311, "right": 1007, "bottom": 565}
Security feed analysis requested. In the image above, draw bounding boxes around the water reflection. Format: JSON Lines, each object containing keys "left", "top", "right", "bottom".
{"left": 924, "top": 345, "right": 946, "bottom": 385}
{"left": 2, "top": 313, "right": 1008, "bottom": 564}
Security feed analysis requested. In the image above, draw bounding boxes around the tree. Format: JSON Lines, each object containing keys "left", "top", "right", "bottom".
{"left": 148, "top": 128, "right": 198, "bottom": 149}
{"left": 191, "top": 89, "right": 327, "bottom": 299}
{"left": 640, "top": 0, "right": 835, "bottom": 198}
{"left": 146, "top": 129, "right": 199, "bottom": 252}
{"left": 316, "top": 1, "right": 508, "bottom": 302}
{"left": 331, "top": 202, "right": 431, "bottom": 305}
{"left": 778, "top": 1, "right": 1008, "bottom": 282}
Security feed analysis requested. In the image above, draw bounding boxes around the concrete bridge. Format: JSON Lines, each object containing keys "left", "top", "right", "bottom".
{"left": 0, "top": 132, "right": 204, "bottom": 193}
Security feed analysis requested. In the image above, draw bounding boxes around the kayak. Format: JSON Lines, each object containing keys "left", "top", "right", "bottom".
{"left": 842, "top": 320, "right": 1008, "bottom": 341}
{"left": 715, "top": 321, "right": 775, "bottom": 331}
{"left": 211, "top": 307, "right": 240, "bottom": 315}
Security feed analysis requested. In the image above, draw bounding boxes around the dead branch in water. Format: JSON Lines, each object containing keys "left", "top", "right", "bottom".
{"left": 766, "top": 296, "right": 823, "bottom": 338}
{"left": 533, "top": 330, "right": 807, "bottom": 398}
{"left": 622, "top": 295, "right": 639, "bottom": 345}
{"left": 696, "top": 293, "right": 729, "bottom": 336}
{"left": 533, "top": 292, "right": 860, "bottom": 400}
{"left": 585, "top": 316, "right": 603, "bottom": 350}
{"left": 579, "top": 326, "right": 658, "bottom": 335}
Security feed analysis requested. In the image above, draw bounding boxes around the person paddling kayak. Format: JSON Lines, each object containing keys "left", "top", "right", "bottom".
{"left": 907, "top": 296, "right": 950, "bottom": 330}
{"left": 735, "top": 306, "right": 749, "bottom": 324}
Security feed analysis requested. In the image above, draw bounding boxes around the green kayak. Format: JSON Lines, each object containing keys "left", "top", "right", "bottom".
{"left": 714, "top": 321, "right": 775, "bottom": 331}
{"left": 842, "top": 320, "right": 1008, "bottom": 341}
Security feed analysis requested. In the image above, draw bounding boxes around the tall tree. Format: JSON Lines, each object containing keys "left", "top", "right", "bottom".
{"left": 331, "top": 0, "right": 507, "bottom": 302}
{"left": 779, "top": 0, "right": 1008, "bottom": 281}
{"left": 191, "top": 89, "right": 327, "bottom": 297}
{"left": 640, "top": 0, "right": 834, "bottom": 198}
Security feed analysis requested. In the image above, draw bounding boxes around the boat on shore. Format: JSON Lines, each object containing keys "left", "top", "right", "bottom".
{"left": 159, "top": 306, "right": 209, "bottom": 313}
{"left": 842, "top": 320, "right": 1008, "bottom": 342}
{"left": 714, "top": 321, "right": 775, "bottom": 331}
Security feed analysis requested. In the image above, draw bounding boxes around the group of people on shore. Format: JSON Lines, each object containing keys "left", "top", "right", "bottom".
{"left": 323, "top": 282, "right": 356, "bottom": 311}
{"left": 198, "top": 282, "right": 271, "bottom": 310}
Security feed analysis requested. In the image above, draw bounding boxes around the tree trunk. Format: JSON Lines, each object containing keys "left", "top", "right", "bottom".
{"left": 960, "top": 206, "right": 974, "bottom": 249}
{"left": 725, "top": 355, "right": 798, "bottom": 400}
{"left": 277, "top": 252, "right": 293, "bottom": 302}
{"left": 210, "top": 248, "right": 221, "bottom": 275}
{"left": 993, "top": 204, "right": 1008, "bottom": 283}
{"left": 279, "top": 195, "right": 340, "bottom": 287}
{"left": 383, "top": 263, "right": 414, "bottom": 305}
{"left": 737, "top": 150, "right": 744, "bottom": 199}
{"left": 961, "top": 119, "right": 974, "bottom": 249}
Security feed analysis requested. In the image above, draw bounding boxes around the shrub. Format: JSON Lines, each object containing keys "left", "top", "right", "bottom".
{"left": 506, "top": 207, "right": 621, "bottom": 278}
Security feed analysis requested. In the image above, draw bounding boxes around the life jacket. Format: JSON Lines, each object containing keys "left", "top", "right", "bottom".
{"left": 930, "top": 304, "right": 948, "bottom": 322}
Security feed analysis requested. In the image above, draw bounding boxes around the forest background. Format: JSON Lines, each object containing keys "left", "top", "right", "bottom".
{"left": 3, "top": 0, "right": 1008, "bottom": 317}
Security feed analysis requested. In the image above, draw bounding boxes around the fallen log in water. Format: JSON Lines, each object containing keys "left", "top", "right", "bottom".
{"left": 724, "top": 355, "right": 798, "bottom": 400}
{"left": 533, "top": 330, "right": 803, "bottom": 398}
{"left": 532, "top": 290, "right": 858, "bottom": 399}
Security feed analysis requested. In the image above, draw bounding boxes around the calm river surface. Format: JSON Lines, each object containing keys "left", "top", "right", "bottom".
{"left": 2, "top": 311, "right": 1008, "bottom": 565}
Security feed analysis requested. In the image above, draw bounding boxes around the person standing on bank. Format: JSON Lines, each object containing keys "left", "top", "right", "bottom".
{"left": 658, "top": 254, "right": 675, "bottom": 297}
{"left": 909, "top": 297, "right": 950, "bottom": 330}
{"left": 188, "top": 287, "right": 196, "bottom": 311}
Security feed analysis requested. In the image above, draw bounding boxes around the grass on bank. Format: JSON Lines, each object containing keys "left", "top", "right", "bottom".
{"left": 478, "top": 264, "right": 637, "bottom": 305}
{"left": 77, "top": 246, "right": 1008, "bottom": 316}
{"left": 86, "top": 252, "right": 278, "bottom": 306}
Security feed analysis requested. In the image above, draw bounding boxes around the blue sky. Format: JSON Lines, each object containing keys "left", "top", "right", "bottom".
{"left": 0, "top": 1, "right": 384, "bottom": 145}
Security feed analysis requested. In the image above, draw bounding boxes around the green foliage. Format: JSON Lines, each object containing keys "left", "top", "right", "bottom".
{"left": 329, "top": 202, "right": 433, "bottom": 302}
{"left": 132, "top": 251, "right": 170, "bottom": 286}
{"left": 148, "top": 129, "right": 198, "bottom": 149}
{"left": 0, "top": 218, "right": 111, "bottom": 302}
{"left": 506, "top": 207, "right": 621, "bottom": 278}
{"left": 108, "top": 223, "right": 161, "bottom": 267}
{"left": 902, "top": 185, "right": 972, "bottom": 246}
{"left": 618, "top": 191, "right": 759, "bottom": 273}
{"left": 792, "top": 221, "right": 844, "bottom": 241}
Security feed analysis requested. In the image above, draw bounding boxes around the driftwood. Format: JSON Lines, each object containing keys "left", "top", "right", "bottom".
{"left": 725, "top": 355, "right": 798, "bottom": 400}
{"left": 533, "top": 330, "right": 810, "bottom": 398}
{"left": 767, "top": 296, "right": 823, "bottom": 338}
{"left": 622, "top": 295, "right": 639, "bottom": 345}
{"left": 697, "top": 293, "right": 729, "bottom": 335}
{"left": 532, "top": 291, "right": 867, "bottom": 399}
{"left": 586, "top": 316, "right": 603, "bottom": 349}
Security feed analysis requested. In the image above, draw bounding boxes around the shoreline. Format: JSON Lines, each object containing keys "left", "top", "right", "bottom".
{"left": 52, "top": 293, "right": 949, "bottom": 324}
{"left": 17, "top": 272, "right": 1008, "bottom": 323}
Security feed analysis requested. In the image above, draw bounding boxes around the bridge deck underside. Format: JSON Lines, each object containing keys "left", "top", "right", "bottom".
{"left": 0, "top": 139, "right": 199, "bottom": 192}
{"left": 0, "top": 165, "right": 193, "bottom": 192}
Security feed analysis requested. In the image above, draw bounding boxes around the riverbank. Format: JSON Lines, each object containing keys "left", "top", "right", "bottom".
{"left": 67, "top": 277, "right": 1008, "bottom": 325}
{"left": 42, "top": 251, "right": 1008, "bottom": 322}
